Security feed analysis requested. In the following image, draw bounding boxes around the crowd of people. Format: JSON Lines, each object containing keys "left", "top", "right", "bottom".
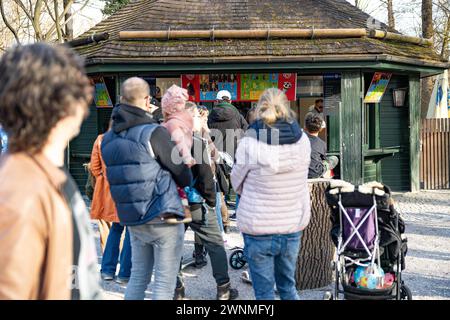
{"left": 0, "top": 43, "right": 337, "bottom": 300}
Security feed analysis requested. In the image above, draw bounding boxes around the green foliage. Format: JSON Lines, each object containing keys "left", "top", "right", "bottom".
{"left": 102, "top": 0, "right": 130, "bottom": 16}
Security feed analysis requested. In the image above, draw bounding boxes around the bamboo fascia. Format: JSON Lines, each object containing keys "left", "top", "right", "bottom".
{"left": 369, "top": 29, "right": 433, "bottom": 46}
{"left": 119, "top": 28, "right": 368, "bottom": 40}
{"left": 118, "top": 28, "right": 432, "bottom": 46}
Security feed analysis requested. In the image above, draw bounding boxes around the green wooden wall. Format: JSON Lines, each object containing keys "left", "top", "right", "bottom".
{"left": 341, "top": 71, "right": 363, "bottom": 185}
{"left": 69, "top": 104, "right": 98, "bottom": 192}
{"left": 379, "top": 75, "right": 411, "bottom": 191}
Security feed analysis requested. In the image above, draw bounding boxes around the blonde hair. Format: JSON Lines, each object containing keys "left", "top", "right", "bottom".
{"left": 256, "top": 88, "right": 294, "bottom": 125}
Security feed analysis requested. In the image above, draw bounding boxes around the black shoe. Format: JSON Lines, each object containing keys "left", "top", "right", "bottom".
{"left": 193, "top": 250, "right": 208, "bottom": 268}
{"left": 224, "top": 226, "right": 231, "bottom": 234}
{"left": 173, "top": 285, "right": 186, "bottom": 300}
{"left": 216, "top": 281, "right": 239, "bottom": 300}
{"left": 229, "top": 213, "right": 237, "bottom": 221}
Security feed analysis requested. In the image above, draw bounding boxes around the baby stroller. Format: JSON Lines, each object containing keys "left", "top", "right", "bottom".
{"left": 325, "top": 181, "right": 411, "bottom": 300}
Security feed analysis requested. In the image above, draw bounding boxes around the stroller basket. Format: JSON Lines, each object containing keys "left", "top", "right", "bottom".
{"left": 343, "top": 283, "right": 397, "bottom": 300}
{"left": 342, "top": 207, "right": 376, "bottom": 251}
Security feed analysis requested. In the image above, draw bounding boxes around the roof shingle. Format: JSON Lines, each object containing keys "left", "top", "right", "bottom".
{"left": 75, "top": 0, "right": 446, "bottom": 67}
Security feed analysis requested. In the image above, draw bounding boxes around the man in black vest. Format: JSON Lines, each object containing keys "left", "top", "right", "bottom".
{"left": 102, "top": 77, "right": 192, "bottom": 300}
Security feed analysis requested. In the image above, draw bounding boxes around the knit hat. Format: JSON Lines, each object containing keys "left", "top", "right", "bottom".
{"left": 161, "top": 84, "right": 189, "bottom": 116}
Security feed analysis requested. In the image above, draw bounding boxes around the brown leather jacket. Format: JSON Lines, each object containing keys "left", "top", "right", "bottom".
{"left": 0, "top": 153, "right": 73, "bottom": 300}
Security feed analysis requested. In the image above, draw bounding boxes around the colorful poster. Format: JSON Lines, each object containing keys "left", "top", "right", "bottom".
{"left": 181, "top": 74, "right": 200, "bottom": 101}
{"left": 364, "top": 72, "right": 392, "bottom": 103}
{"left": 240, "top": 73, "right": 278, "bottom": 101}
{"left": 93, "top": 77, "right": 113, "bottom": 108}
{"left": 278, "top": 73, "right": 297, "bottom": 101}
{"left": 181, "top": 73, "right": 297, "bottom": 102}
{"left": 199, "top": 74, "right": 238, "bottom": 101}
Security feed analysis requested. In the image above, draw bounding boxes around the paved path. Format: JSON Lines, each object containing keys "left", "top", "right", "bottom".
{"left": 97, "top": 190, "right": 450, "bottom": 300}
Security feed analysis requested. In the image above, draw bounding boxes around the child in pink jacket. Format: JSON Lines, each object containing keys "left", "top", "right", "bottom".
{"left": 161, "top": 85, "right": 195, "bottom": 221}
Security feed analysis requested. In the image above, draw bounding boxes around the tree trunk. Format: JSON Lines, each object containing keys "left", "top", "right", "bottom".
{"left": 422, "top": 0, "right": 433, "bottom": 39}
{"left": 421, "top": 0, "right": 434, "bottom": 117}
{"left": 296, "top": 180, "right": 335, "bottom": 290}
{"left": 64, "top": 0, "right": 73, "bottom": 41}
{"left": 387, "top": 0, "right": 395, "bottom": 31}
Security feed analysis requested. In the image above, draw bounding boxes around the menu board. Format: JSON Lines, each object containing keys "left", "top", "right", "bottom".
{"left": 181, "top": 73, "right": 296, "bottom": 102}
{"left": 91, "top": 77, "right": 113, "bottom": 108}
{"left": 240, "top": 73, "right": 278, "bottom": 100}
{"left": 323, "top": 73, "right": 341, "bottom": 116}
{"left": 364, "top": 72, "right": 392, "bottom": 103}
{"left": 199, "top": 74, "right": 238, "bottom": 101}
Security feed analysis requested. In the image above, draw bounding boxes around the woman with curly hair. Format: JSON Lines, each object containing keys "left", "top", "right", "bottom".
{"left": 0, "top": 43, "right": 101, "bottom": 300}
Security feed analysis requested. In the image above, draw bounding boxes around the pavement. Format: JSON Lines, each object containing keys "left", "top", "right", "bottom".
{"left": 95, "top": 190, "right": 450, "bottom": 300}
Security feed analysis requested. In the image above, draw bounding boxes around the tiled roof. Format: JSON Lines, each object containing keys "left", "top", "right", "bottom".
{"left": 75, "top": 0, "right": 446, "bottom": 67}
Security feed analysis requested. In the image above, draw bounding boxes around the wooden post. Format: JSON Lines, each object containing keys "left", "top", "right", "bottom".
{"left": 296, "top": 180, "right": 335, "bottom": 290}
{"left": 341, "top": 71, "right": 364, "bottom": 185}
{"left": 409, "top": 75, "right": 421, "bottom": 192}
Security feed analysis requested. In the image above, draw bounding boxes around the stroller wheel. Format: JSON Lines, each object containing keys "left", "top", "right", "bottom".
{"left": 229, "top": 249, "right": 246, "bottom": 270}
{"left": 400, "top": 283, "right": 412, "bottom": 300}
{"left": 323, "top": 291, "right": 333, "bottom": 300}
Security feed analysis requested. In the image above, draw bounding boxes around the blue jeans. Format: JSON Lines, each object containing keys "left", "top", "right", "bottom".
{"left": 125, "top": 223, "right": 184, "bottom": 300}
{"left": 101, "top": 222, "right": 132, "bottom": 279}
{"left": 243, "top": 231, "right": 302, "bottom": 300}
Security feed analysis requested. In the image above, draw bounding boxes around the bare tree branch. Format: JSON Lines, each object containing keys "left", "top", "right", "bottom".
{"left": 43, "top": 0, "right": 57, "bottom": 23}
{"left": 12, "top": 0, "right": 34, "bottom": 22}
{"left": 0, "top": 0, "right": 21, "bottom": 43}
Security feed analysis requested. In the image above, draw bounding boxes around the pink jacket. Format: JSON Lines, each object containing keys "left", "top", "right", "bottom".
{"left": 231, "top": 134, "right": 312, "bottom": 235}
{"left": 162, "top": 111, "right": 194, "bottom": 165}
{"left": 161, "top": 84, "right": 194, "bottom": 165}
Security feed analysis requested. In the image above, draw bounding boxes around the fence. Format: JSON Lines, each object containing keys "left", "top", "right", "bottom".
{"left": 420, "top": 118, "right": 450, "bottom": 190}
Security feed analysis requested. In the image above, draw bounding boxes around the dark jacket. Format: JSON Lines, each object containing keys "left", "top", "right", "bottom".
{"left": 208, "top": 102, "right": 248, "bottom": 159}
{"left": 247, "top": 119, "right": 303, "bottom": 145}
{"left": 101, "top": 104, "right": 192, "bottom": 226}
{"left": 188, "top": 133, "right": 216, "bottom": 211}
{"left": 305, "top": 132, "right": 327, "bottom": 178}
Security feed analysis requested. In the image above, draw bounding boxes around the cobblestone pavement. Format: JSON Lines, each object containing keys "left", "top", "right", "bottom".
{"left": 392, "top": 191, "right": 450, "bottom": 300}
{"left": 97, "top": 190, "right": 450, "bottom": 300}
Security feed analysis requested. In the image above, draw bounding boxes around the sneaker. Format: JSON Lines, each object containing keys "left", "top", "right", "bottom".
{"left": 101, "top": 273, "right": 114, "bottom": 281}
{"left": 115, "top": 277, "right": 130, "bottom": 285}
{"left": 229, "top": 213, "right": 237, "bottom": 221}
{"left": 224, "top": 226, "right": 231, "bottom": 234}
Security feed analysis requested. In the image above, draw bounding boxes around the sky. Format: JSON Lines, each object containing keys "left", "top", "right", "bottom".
{"left": 77, "top": 0, "right": 420, "bottom": 37}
